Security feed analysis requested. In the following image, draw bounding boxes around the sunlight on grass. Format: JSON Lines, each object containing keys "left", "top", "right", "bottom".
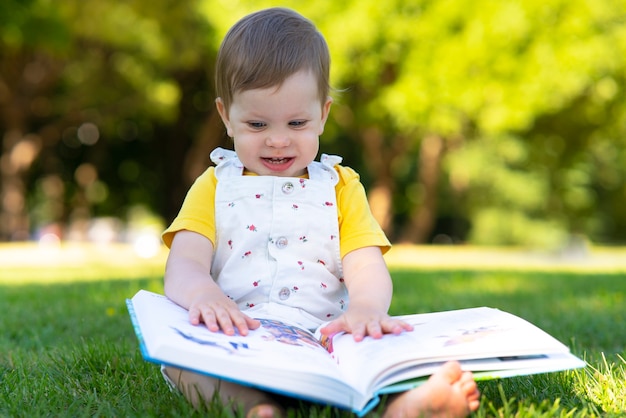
{"left": 4, "top": 242, "right": 626, "bottom": 286}
{"left": 384, "top": 244, "right": 626, "bottom": 273}
{"left": 0, "top": 242, "right": 167, "bottom": 284}
{"left": 576, "top": 353, "right": 626, "bottom": 414}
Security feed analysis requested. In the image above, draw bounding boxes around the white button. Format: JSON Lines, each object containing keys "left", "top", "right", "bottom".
{"left": 278, "top": 287, "right": 290, "bottom": 300}
{"left": 282, "top": 182, "right": 294, "bottom": 194}
{"left": 275, "top": 237, "right": 288, "bottom": 249}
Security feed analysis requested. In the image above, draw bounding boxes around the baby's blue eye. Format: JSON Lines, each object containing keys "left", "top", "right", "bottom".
{"left": 248, "top": 122, "right": 266, "bottom": 129}
{"left": 289, "top": 120, "right": 307, "bottom": 127}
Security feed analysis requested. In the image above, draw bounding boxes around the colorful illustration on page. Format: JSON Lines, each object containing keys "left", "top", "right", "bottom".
{"left": 258, "top": 318, "right": 324, "bottom": 350}
{"left": 171, "top": 327, "right": 255, "bottom": 355}
{"left": 319, "top": 332, "right": 335, "bottom": 354}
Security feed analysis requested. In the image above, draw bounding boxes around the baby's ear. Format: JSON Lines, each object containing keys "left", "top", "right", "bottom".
{"left": 319, "top": 96, "right": 333, "bottom": 134}
{"left": 215, "top": 98, "right": 233, "bottom": 137}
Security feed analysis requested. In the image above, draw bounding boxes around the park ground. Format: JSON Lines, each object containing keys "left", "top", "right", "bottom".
{"left": 2, "top": 241, "right": 626, "bottom": 282}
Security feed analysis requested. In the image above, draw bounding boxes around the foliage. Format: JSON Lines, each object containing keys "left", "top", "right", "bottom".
{"left": 0, "top": 0, "right": 217, "bottom": 240}
{"left": 1, "top": 0, "right": 626, "bottom": 246}
{"left": 315, "top": 0, "right": 626, "bottom": 246}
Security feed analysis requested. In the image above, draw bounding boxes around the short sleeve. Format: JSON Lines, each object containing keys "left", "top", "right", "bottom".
{"left": 161, "top": 167, "right": 218, "bottom": 248}
{"left": 334, "top": 165, "right": 391, "bottom": 258}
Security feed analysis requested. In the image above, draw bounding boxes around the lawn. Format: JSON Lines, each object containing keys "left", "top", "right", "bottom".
{"left": 1, "top": 243, "right": 625, "bottom": 417}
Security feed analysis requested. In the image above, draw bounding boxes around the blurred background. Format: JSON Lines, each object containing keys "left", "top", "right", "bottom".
{"left": 2, "top": 0, "right": 626, "bottom": 255}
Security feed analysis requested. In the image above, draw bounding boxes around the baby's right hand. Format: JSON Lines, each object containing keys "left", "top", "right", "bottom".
{"left": 188, "top": 292, "right": 260, "bottom": 336}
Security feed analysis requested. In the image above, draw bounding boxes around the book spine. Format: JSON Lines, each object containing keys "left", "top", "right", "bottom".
{"left": 126, "top": 298, "right": 150, "bottom": 359}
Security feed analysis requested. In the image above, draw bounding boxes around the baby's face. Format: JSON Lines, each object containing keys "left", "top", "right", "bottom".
{"left": 217, "top": 70, "right": 332, "bottom": 177}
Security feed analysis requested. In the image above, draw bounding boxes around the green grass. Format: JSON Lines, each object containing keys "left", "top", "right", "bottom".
{"left": 1, "top": 246, "right": 625, "bottom": 417}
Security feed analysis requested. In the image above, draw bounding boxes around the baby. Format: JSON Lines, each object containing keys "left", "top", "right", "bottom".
{"left": 161, "top": 7, "right": 480, "bottom": 418}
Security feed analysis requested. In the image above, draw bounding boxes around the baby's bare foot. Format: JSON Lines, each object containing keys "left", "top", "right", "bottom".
{"left": 246, "top": 403, "right": 284, "bottom": 418}
{"left": 383, "top": 361, "right": 480, "bottom": 418}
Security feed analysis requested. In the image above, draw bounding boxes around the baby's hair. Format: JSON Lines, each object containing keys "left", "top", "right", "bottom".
{"left": 215, "top": 7, "right": 330, "bottom": 112}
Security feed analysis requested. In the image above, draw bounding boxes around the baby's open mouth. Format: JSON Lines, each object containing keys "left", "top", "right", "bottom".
{"left": 263, "top": 157, "right": 292, "bottom": 164}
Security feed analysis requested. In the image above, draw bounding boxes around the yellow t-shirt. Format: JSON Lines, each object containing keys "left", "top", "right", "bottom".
{"left": 162, "top": 165, "right": 390, "bottom": 258}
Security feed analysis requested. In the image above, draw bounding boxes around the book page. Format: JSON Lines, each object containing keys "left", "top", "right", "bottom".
{"left": 129, "top": 290, "right": 365, "bottom": 407}
{"left": 322, "top": 307, "right": 574, "bottom": 394}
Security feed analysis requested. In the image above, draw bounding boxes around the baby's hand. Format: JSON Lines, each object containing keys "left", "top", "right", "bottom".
{"left": 188, "top": 292, "right": 260, "bottom": 336}
{"left": 319, "top": 306, "right": 413, "bottom": 342}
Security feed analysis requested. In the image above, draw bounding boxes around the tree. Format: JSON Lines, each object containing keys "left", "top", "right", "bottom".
{"left": 310, "top": 0, "right": 626, "bottom": 246}
{"left": 2, "top": 0, "right": 626, "bottom": 247}
{"left": 0, "top": 0, "right": 221, "bottom": 240}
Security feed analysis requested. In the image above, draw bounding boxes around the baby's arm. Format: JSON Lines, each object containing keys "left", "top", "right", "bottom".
{"left": 319, "top": 246, "right": 413, "bottom": 341}
{"left": 164, "top": 230, "right": 260, "bottom": 335}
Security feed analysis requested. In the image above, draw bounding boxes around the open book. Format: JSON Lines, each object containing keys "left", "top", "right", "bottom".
{"left": 127, "top": 290, "right": 585, "bottom": 416}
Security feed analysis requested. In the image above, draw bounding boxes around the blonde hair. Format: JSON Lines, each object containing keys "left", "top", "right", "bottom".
{"left": 215, "top": 7, "right": 331, "bottom": 112}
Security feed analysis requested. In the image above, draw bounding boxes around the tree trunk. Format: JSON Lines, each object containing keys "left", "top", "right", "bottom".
{"left": 400, "top": 134, "right": 445, "bottom": 243}
{"left": 183, "top": 110, "right": 230, "bottom": 184}
{"left": 158, "top": 68, "right": 232, "bottom": 224}
{"left": 1, "top": 131, "right": 30, "bottom": 240}
{"left": 0, "top": 51, "right": 30, "bottom": 240}
{"left": 1, "top": 50, "right": 62, "bottom": 240}
{"left": 359, "top": 126, "right": 395, "bottom": 236}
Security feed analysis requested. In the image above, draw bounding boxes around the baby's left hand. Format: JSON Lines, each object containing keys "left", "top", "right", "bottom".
{"left": 319, "top": 306, "right": 413, "bottom": 342}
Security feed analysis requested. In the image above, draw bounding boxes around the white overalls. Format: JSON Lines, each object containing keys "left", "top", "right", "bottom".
{"left": 162, "top": 148, "right": 351, "bottom": 407}
{"left": 210, "top": 147, "right": 348, "bottom": 331}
